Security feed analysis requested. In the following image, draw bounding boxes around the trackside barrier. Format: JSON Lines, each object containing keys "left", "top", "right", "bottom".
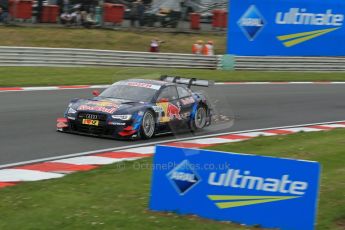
{"left": 1, "top": 46, "right": 344, "bottom": 71}
{"left": 41, "top": 5, "right": 59, "bottom": 23}
{"left": 190, "top": 13, "right": 201, "bottom": 30}
{"left": 103, "top": 3, "right": 125, "bottom": 25}
{"left": 9, "top": 0, "right": 33, "bottom": 20}
{"left": 212, "top": 9, "right": 227, "bottom": 30}
{"left": 219, "top": 55, "right": 345, "bottom": 72}
{"left": 0, "top": 46, "right": 219, "bottom": 69}
{"left": 220, "top": 55, "right": 235, "bottom": 70}
{"left": 234, "top": 56, "right": 345, "bottom": 72}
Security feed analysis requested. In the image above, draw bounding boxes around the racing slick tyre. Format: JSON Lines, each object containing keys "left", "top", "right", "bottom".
{"left": 139, "top": 110, "right": 156, "bottom": 139}
{"left": 189, "top": 105, "right": 207, "bottom": 132}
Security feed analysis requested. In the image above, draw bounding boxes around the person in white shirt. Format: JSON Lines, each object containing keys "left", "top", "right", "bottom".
{"left": 202, "top": 40, "right": 214, "bottom": 56}
{"left": 150, "top": 38, "right": 164, "bottom": 52}
{"left": 192, "top": 40, "right": 204, "bottom": 55}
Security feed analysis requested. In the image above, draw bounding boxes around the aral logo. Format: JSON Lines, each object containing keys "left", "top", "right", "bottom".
{"left": 167, "top": 160, "right": 201, "bottom": 195}
{"left": 238, "top": 5, "right": 266, "bottom": 41}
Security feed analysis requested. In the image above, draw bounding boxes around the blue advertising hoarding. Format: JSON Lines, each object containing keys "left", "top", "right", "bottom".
{"left": 150, "top": 145, "right": 321, "bottom": 230}
{"left": 227, "top": 0, "right": 345, "bottom": 56}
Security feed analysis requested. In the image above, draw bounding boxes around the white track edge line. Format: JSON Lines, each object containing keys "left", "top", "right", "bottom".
{"left": 0, "top": 119, "right": 344, "bottom": 169}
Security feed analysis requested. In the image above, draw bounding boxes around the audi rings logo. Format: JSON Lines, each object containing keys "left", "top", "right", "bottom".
{"left": 86, "top": 114, "right": 98, "bottom": 119}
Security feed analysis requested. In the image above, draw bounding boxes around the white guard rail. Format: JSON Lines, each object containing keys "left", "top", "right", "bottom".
{"left": 0, "top": 46, "right": 219, "bottom": 69}
{"left": 1, "top": 46, "right": 344, "bottom": 71}
{"left": 235, "top": 56, "right": 345, "bottom": 71}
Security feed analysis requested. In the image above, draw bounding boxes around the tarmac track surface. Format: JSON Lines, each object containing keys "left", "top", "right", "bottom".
{"left": 1, "top": 84, "right": 345, "bottom": 165}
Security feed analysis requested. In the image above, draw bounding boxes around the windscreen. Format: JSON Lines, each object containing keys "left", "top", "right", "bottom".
{"left": 99, "top": 83, "right": 159, "bottom": 102}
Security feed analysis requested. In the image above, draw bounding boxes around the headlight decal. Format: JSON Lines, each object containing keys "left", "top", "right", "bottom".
{"left": 68, "top": 107, "right": 77, "bottom": 114}
{"left": 111, "top": 115, "right": 132, "bottom": 120}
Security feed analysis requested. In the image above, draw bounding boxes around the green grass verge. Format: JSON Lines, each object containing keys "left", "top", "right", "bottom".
{"left": 0, "top": 130, "right": 344, "bottom": 229}
{"left": 1, "top": 67, "right": 345, "bottom": 87}
{"left": 0, "top": 27, "right": 226, "bottom": 54}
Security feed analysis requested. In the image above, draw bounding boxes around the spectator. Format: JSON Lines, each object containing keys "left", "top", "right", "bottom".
{"left": 0, "top": 6, "right": 8, "bottom": 24}
{"left": 81, "top": 11, "right": 96, "bottom": 28}
{"left": 60, "top": 10, "right": 77, "bottom": 25}
{"left": 72, "top": 4, "right": 82, "bottom": 25}
{"left": 137, "top": 0, "right": 145, "bottom": 27}
{"left": 57, "top": 0, "right": 64, "bottom": 15}
{"left": 63, "top": 0, "right": 70, "bottom": 13}
{"left": 180, "top": 0, "right": 189, "bottom": 21}
{"left": 150, "top": 38, "right": 164, "bottom": 52}
{"left": 0, "top": 6, "right": 3, "bottom": 21}
{"left": 192, "top": 40, "right": 203, "bottom": 55}
{"left": 129, "top": 0, "right": 139, "bottom": 27}
{"left": 202, "top": 40, "right": 214, "bottom": 56}
{"left": 37, "top": 0, "right": 43, "bottom": 23}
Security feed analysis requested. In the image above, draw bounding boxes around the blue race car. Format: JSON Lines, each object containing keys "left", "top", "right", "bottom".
{"left": 57, "top": 76, "right": 214, "bottom": 139}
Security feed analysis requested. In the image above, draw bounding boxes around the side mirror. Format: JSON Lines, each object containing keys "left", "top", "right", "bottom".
{"left": 92, "top": 90, "right": 100, "bottom": 97}
{"left": 158, "top": 98, "right": 169, "bottom": 103}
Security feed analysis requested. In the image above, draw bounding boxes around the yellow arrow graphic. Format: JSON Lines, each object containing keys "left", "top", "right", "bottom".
{"left": 208, "top": 195, "right": 301, "bottom": 209}
{"left": 277, "top": 27, "right": 340, "bottom": 47}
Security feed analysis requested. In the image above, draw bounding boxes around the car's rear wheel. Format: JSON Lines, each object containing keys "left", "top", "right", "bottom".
{"left": 140, "top": 110, "right": 156, "bottom": 139}
{"left": 190, "top": 105, "right": 207, "bottom": 131}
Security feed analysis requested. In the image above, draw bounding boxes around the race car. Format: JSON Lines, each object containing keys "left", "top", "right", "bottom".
{"left": 57, "top": 76, "right": 214, "bottom": 140}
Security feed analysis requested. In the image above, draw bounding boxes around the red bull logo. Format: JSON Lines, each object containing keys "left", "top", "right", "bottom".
{"left": 167, "top": 104, "right": 181, "bottom": 120}
{"left": 156, "top": 102, "right": 182, "bottom": 122}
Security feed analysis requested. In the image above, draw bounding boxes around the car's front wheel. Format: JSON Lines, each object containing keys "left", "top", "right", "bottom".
{"left": 140, "top": 110, "right": 156, "bottom": 139}
{"left": 190, "top": 105, "right": 207, "bottom": 131}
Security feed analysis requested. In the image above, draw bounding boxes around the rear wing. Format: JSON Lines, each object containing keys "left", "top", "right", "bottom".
{"left": 160, "top": 75, "right": 214, "bottom": 88}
